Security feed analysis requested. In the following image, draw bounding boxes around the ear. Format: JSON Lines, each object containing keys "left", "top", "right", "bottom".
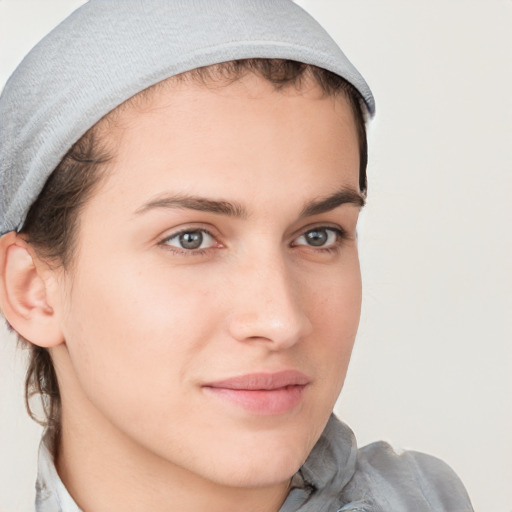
{"left": 0, "top": 231, "right": 64, "bottom": 347}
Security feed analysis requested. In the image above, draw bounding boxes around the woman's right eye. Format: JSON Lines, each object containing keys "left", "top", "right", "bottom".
{"left": 162, "top": 229, "right": 217, "bottom": 252}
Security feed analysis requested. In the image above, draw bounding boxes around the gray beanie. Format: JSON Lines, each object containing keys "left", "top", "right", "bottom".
{"left": 0, "top": 0, "right": 375, "bottom": 235}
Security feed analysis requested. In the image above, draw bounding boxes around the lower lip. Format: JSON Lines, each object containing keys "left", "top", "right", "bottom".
{"left": 203, "top": 385, "right": 307, "bottom": 415}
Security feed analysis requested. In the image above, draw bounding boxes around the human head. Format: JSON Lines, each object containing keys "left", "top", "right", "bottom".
{"left": 0, "top": 0, "right": 373, "bottom": 430}
{"left": 0, "top": 0, "right": 374, "bottom": 493}
{"left": 15, "top": 58, "right": 369, "bottom": 435}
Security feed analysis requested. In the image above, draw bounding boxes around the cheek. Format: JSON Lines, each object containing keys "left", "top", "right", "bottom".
{"left": 307, "top": 250, "right": 362, "bottom": 334}
{"left": 59, "top": 260, "right": 219, "bottom": 422}
{"left": 306, "top": 257, "right": 362, "bottom": 388}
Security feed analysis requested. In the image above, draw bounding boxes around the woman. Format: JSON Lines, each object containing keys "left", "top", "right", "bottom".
{"left": 0, "top": 1, "right": 474, "bottom": 511}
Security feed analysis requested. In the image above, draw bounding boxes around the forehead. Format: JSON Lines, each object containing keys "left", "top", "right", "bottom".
{"left": 103, "top": 72, "right": 359, "bottom": 170}
{"left": 85, "top": 73, "right": 361, "bottom": 220}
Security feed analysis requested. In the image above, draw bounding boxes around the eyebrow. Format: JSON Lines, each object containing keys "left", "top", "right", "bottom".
{"left": 134, "top": 187, "right": 365, "bottom": 219}
{"left": 135, "top": 194, "right": 248, "bottom": 218}
{"left": 299, "top": 188, "right": 366, "bottom": 218}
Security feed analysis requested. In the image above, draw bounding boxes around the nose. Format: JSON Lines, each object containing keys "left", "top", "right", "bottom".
{"left": 226, "top": 252, "right": 313, "bottom": 350}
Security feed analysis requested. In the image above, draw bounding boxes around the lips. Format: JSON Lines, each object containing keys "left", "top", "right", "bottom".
{"left": 202, "top": 370, "right": 310, "bottom": 415}
{"left": 205, "top": 370, "right": 310, "bottom": 390}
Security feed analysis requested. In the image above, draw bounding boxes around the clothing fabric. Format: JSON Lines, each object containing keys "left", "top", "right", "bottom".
{"left": 0, "top": 0, "right": 375, "bottom": 235}
{"left": 35, "top": 414, "right": 474, "bottom": 511}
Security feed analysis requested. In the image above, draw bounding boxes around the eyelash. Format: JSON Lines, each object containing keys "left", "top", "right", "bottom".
{"left": 159, "top": 225, "right": 348, "bottom": 256}
{"left": 159, "top": 227, "right": 218, "bottom": 257}
{"left": 292, "top": 226, "right": 347, "bottom": 254}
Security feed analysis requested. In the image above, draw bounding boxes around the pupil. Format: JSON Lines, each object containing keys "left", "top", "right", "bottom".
{"left": 306, "top": 229, "right": 328, "bottom": 246}
{"left": 180, "top": 231, "right": 203, "bottom": 249}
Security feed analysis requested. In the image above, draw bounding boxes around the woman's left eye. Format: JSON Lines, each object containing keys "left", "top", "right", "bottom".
{"left": 162, "top": 229, "right": 216, "bottom": 251}
{"left": 292, "top": 227, "right": 342, "bottom": 248}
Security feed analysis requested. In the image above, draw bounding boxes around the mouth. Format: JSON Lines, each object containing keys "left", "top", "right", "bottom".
{"left": 202, "top": 370, "right": 310, "bottom": 415}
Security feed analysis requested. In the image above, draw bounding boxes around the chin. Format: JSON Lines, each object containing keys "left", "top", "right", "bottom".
{"left": 210, "top": 449, "right": 305, "bottom": 488}
{"left": 188, "top": 425, "right": 317, "bottom": 489}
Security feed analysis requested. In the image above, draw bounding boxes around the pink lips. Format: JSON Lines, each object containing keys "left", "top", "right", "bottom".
{"left": 202, "top": 370, "right": 310, "bottom": 415}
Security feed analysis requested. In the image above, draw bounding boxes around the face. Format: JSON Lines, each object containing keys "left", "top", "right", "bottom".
{"left": 51, "top": 73, "right": 363, "bottom": 489}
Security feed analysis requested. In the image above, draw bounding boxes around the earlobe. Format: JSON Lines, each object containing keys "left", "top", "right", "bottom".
{"left": 0, "top": 231, "right": 64, "bottom": 347}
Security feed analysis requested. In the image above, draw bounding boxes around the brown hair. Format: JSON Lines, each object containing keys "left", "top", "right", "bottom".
{"left": 19, "top": 58, "right": 369, "bottom": 436}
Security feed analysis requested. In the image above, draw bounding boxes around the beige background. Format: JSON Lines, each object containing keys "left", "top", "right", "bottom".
{"left": 1, "top": 1, "right": 511, "bottom": 510}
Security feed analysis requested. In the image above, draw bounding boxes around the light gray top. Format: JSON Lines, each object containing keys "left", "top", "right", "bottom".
{"left": 0, "top": 0, "right": 375, "bottom": 235}
{"left": 35, "top": 415, "right": 474, "bottom": 512}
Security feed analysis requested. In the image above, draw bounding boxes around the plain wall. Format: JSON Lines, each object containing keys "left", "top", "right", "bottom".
{"left": 1, "top": 1, "right": 511, "bottom": 511}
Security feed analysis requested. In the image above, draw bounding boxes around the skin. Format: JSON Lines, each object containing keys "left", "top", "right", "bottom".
{"left": 4, "top": 73, "right": 364, "bottom": 511}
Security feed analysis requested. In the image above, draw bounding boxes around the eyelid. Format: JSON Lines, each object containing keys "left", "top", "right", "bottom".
{"left": 159, "top": 225, "right": 223, "bottom": 254}
{"left": 290, "top": 222, "right": 347, "bottom": 240}
{"left": 158, "top": 222, "right": 219, "bottom": 242}
{"left": 156, "top": 222, "right": 349, "bottom": 257}
{"left": 290, "top": 225, "right": 348, "bottom": 249}
{"left": 165, "top": 228, "right": 214, "bottom": 245}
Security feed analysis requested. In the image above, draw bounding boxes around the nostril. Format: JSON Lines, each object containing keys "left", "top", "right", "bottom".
{"left": 227, "top": 308, "right": 312, "bottom": 349}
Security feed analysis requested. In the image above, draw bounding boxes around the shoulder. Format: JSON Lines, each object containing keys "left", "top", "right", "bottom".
{"left": 293, "top": 416, "right": 473, "bottom": 512}
{"left": 348, "top": 441, "right": 474, "bottom": 512}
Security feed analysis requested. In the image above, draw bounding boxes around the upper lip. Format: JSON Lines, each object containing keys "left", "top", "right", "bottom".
{"left": 203, "top": 370, "right": 310, "bottom": 390}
